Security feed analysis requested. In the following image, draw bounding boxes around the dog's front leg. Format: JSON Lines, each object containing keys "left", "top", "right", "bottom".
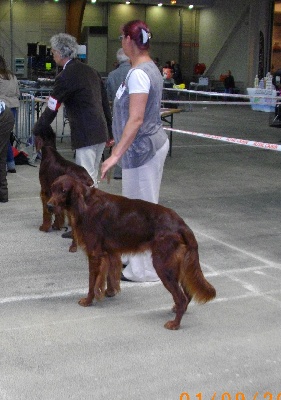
{"left": 93, "top": 256, "right": 109, "bottom": 300}
{"left": 52, "top": 212, "right": 65, "bottom": 231}
{"left": 68, "top": 213, "right": 77, "bottom": 253}
{"left": 39, "top": 192, "right": 53, "bottom": 232}
{"left": 78, "top": 253, "right": 105, "bottom": 306}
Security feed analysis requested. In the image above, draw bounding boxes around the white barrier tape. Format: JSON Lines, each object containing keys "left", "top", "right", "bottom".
{"left": 163, "top": 127, "right": 281, "bottom": 152}
{"left": 162, "top": 100, "right": 252, "bottom": 105}
{"left": 163, "top": 87, "right": 281, "bottom": 100}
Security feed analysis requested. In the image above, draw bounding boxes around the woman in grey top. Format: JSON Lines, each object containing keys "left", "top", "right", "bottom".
{"left": 101, "top": 20, "right": 169, "bottom": 282}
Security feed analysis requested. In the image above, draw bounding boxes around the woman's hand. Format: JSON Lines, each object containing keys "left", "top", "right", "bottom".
{"left": 101, "top": 154, "right": 118, "bottom": 180}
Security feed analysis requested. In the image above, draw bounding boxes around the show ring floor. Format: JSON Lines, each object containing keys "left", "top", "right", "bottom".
{"left": 1, "top": 104, "right": 280, "bottom": 399}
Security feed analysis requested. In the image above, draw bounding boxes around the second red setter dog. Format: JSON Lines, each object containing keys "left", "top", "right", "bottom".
{"left": 35, "top": 126, "right": 93, "bottom": 252}
{"left": 47, "top": 174, "right": 216, "bottom": 330}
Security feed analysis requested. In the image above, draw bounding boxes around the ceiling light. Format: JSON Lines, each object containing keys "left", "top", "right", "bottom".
{"left": 170, "top": 0, "right": 177, "bottom": 4}
{"left": 91, "top": 0, "right": 96, "bottom": 3}
{"left": 125, "top": 1, "right": 130, "bottom": 4}
{"left": 188, "top": 4, "right": 194, "bottom": 8}
{"left": 158, "top": 2, "right": 163, "bottom": 5}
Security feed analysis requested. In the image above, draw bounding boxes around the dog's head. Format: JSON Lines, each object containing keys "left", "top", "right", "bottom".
{"left": 47, "top": 174, "right": 85, "bottom": 214}
{"left": 35, "top": 125, "right": 56, "bottom": 151}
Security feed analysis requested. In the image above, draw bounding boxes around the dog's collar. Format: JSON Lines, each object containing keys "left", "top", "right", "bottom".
{"left": 90, "top": 180, "right": 100, "bottom": 188}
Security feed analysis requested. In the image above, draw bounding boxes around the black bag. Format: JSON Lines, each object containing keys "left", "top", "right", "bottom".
{"left": 14, "top": 151, "right": 31, "bottom": 165}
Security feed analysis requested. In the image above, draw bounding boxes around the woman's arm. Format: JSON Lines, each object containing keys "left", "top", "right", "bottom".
{"left": 100, "top": 91, "right": 148, "bottom": 179}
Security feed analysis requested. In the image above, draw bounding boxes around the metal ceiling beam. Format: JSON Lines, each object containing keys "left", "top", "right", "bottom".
{"left": 66, "top": 0, "right": 87, "bottom": 42}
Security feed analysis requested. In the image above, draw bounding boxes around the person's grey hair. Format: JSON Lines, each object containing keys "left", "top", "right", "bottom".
{"left": 50, "top": 33, "right": 79, "bottom": 59}
{"left": 116, "top": 48, "right": 130, "bottom": 64}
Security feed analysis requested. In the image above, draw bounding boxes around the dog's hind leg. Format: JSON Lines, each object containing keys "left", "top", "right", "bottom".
{"left": 152, "top": 239, "right": 188, "bottom": 330}
{"left": 105, "top": 253, "right": 122, "bottom": 297}
{"left": 172, "top": 289, "right": 192, "bottom": 314}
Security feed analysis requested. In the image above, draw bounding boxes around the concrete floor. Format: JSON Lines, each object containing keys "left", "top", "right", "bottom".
{"left": 0, "top": 103, "right": 281, "bottom": 399}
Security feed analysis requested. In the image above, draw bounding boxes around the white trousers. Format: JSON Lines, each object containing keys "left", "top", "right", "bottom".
{"left": 121, "top": 138, "right": 169, "bottom": 282}
{"left": 75, "top": 143, "right": 105, "bottom": 187}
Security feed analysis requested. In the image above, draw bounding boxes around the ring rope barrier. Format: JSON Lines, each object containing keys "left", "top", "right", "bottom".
{"left": 163, "top": 87, "right": 280, "bottom": 99}
{"left": 162, "top": 100, "right": 254, "bottom": 105}
{"left": 162, "top": 88, "right": 281, "bottom": 106}
{"left": 163, "top": 127, "right": 281, "bottom": 152}
{"left": 29, "top": 92, "right": 280, "bottom": 152}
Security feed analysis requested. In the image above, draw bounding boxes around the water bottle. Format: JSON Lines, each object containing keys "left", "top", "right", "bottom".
{"left": 254, "top": 75, "right": 259, "bottom": 88}
{"left": 266, "top": 72, "right": 273, "bottom": 90}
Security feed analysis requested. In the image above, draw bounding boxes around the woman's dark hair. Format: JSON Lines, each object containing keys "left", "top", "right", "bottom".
{"left": 122, "top": 20, "right": 152, "bottom": 51}
{"left": 0, "top": 55, "right": 13, "bottom": 80}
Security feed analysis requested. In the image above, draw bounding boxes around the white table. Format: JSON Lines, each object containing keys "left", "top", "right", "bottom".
{"left": 247, "top": 88, "right": 277, "bottom": 112}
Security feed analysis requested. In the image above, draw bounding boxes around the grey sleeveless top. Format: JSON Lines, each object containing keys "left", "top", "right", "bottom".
{"left": 112, "top": 60, "right": 168, "bottom": 169}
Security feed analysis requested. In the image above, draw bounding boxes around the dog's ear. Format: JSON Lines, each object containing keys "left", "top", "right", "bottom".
{"left": 61, "top": 176, "right": 74, "bottom": 198}
{"left": 67, "top": 178, "right": 87, "bottom": 214}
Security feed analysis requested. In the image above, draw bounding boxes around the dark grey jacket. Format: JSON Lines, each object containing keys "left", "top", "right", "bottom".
{"left": 33, "top": 59, "right": 112, "bottom": 150}
{"left": 0, "top": 103, "right": 15, "bottom": 201}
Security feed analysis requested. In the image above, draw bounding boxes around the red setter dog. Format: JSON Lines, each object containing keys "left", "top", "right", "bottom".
{"left": 47, "top": 174, "right": 216, "bottom": 330}
{"left": 35, "top": 126, "right": 93, "bottom": 252}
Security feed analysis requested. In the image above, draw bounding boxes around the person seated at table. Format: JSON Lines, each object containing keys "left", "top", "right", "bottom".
{"left": 224, "top": 70, "right": 235, "bottom": 94}
{"left": 171, "top": 60, "right": 183, "bottom": 85}
{"left": 272, "top": 68, "right": 281, "bottom": 92}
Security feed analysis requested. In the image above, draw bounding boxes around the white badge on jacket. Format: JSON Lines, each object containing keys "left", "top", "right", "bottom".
{"left": 116, "top": 82, "right": 126, "bottom": 99}
{"left": 48, "top": 96, "right": 60, "bottom": 111}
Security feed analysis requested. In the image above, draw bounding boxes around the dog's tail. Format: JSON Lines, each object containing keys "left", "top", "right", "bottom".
{"left": 179, "top": 227, "right": 216, "bottom": 304}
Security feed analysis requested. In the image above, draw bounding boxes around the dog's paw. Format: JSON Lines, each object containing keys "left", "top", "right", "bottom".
{"left": 51, "top": 224, "right": 61, "bottom": 231}
{"left": 78, "top": 297, "right": 92, "bottom": 307}
{"left": 105, "top": 289, "right": 118, "bottom": 297}
{"left": 69, "top": 244, "right": 77, "bottom": 253}
{"left": 164, "top": 320, "right": 180, "bottom": 330}
{"left": 39, "top": 224, "right": 51, "bottom": 232}
{"left": 94, "top": 288, "right": 105, "bottom": 301}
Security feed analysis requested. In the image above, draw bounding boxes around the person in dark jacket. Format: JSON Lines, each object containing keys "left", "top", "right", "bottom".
{"left": 0, "top": 102, "right": 14, "bottom": 203}
{"left": 106, "top": 48, "right": 131, "bottom": 102}
{"left": 272, "top": 68, "right": 281, "bottom": 90}
{"left": 33, "top": 33, "right": 113, "bottom": 188}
